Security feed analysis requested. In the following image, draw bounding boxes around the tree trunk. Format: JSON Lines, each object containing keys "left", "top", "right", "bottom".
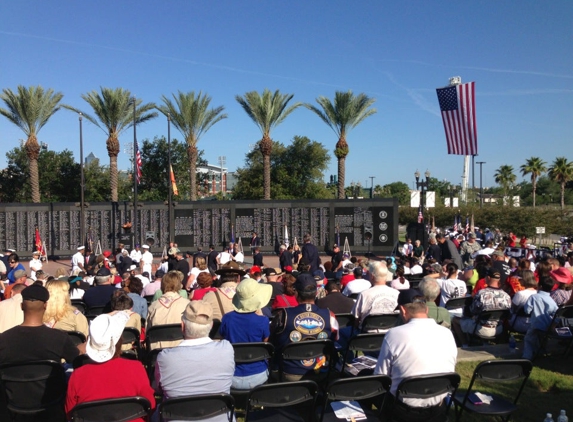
{"left": 334, "top": 136, "right": 348, "bottom": 199}
{"left": 188, "top": 144, "right": 198, "bottom": 201}
{"left": 561, "top": 182, "right": 565, "bottom": 210}
{"left": 25, "top": 135, "right": 41, "bottom": 203}
{"left": 532, "top": 177, "right": 536, "bottom": 208}
{"left": 107, "top": 134, "right": 120, "bottom": 202}
{"left": 259, "top": 135, "right": 272, "bottom": 200}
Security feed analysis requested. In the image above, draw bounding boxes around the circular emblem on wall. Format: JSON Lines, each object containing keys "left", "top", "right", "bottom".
{"left": 379, "top": 222, "right": 388, "bottom": 231}
{"left": 379, "top": 234, "right": 388, "bottom": 243}
{"left": 379, "top": 211, "right": 388, "bottom": 219}
{"left": 294, "top": 312, "right": 326, "bottom": 336}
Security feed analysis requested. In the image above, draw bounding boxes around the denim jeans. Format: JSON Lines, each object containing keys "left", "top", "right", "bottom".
{"left": 231, "top": 370, "right": 269, "bottom": 390}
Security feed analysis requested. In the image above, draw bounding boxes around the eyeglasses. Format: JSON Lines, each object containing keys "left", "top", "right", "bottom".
{"left": 9, "top": 261, "right": 16, "bottom": 264}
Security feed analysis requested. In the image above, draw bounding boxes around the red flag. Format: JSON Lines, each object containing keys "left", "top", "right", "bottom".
{"left": 135, "top": 143, "right": 142, "bottom": 184}
{"left": 170, "top": 164, "right": 178, "bottom": 196}
{"left": 35, "top": 227, "right": 45, "bottom": 256}
{"left": 436, "top": 82, "right": 478, "bottom": 155}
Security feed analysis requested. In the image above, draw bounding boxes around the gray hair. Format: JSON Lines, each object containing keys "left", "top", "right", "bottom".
{"left": 94, "top": 275, "right": 111, "bottom": 285}
{"left": 183, "top": 319, "right": 213, "bottom": 340}
{"left": 419, "top": 277, "right": 441, "bottom": 301}
{"left": 368, "top": 261, "right": 388, "bottom": 284}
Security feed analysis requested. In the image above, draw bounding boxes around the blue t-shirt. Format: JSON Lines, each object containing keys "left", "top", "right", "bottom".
{"left": 220, "top": 311, "right": 270, "bottom": 377}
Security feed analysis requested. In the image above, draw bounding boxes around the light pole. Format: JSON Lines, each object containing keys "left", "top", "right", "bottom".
{"left": 476, "top": 161, "right": 486, "bottom": 208}
{"left": 369, "top": 176, "right": 375, "bottom": 198}
{"left": 415, "top": 169, "right": 431, "bottom": 248}
{"left": 79, "top": 113, "right": 85, "bottom": 247}
{"left": 218, "top": 156, "right": 226, "bottom": 195}
{"left": 167, "top": 113, "right": 174, "bottom": 242}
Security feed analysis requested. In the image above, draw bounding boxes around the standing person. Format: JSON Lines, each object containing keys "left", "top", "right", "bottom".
{"left": 292, "top": 244, "right": 301, "bottom": 266}
{"left": 250, "top": 232, "right": 260, "bottom": 256}
{"left": 29, "top": 251, "right": 43, "bottom": 281}
{"left": 130, "top": 244, "right": 142, "bottom": 267}
{"left": 186, "top": 257, "right": 210, "bottom": 291}
{"left": 436, "top": 234, "right": 463, "bottom": 269}
{"left": 301, "top": 233, "right": 320, "bottom": 274}
{"left": 118, "top": 250, "right": 133, "bottom": 276}
{"left": 279, "top": 245, "right": 293, "bottom": 273}
{"left": 71, "top": 246, "right": 86, "bottom": 275}
{"left": 220, "top": 278, "right": 272, "bottom": 389}
{"left": 426, "top": 237, "right": 442, "bottom": 263}
{"left": 84, "top": 249, "right": 96, "bottom": 275}
{"left": 252, "top": 247, "right": 264, "bottom": 268}
{"left": 174, "top": 249, "right": 190, "bottom": 279}
{"left": 140, "top": 245, "right": 153, "bottom": 276}
{"left": 217, "top": 246, "right": 233, "bottom": 267}
{"left": 65, "top": 312, "right": 155, "bottom": 422}
{"left": 207, "top": 244, "right": 219, "bottom": 273}
{"left": 508, "top": 232, "right": 517, "bottom": 247}
{"left": 459, "top": 233, "right": 482, "bottom": 268}
{"left": 192, "top": 247, "right": 207, "bottom": 268}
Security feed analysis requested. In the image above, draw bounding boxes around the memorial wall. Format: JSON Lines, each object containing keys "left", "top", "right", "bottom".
{"left": 0, "top": 198, "right": 397, "bottom": 256}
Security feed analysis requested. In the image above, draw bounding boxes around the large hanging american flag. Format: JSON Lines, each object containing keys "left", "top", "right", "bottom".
{"left": 436, "top": 82, "right": 478, "bottom": 155}
{"left": 135, "top": 143, "right": 142, "bottom": 184}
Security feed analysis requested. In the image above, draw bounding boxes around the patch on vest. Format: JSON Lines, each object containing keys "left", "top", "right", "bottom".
{"left": 294, "top": 312, "right": 325, "bottom": 336}
{"left": 289, "top": 330, "right": 302, "bottom": 342}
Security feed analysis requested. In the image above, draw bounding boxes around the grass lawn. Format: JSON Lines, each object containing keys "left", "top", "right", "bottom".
{"left": 452, "top": 356, "right": 573, "bottom": 421}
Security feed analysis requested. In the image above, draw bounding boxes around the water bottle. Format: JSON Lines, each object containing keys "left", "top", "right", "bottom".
{"left": 544, "top": 413, "right": 554, "bottom": 422}
{"left": 509, "top": 334, "right": 516, "bottom": 354}
{"left": 557, "top": 410, "right": 568, "bottom": 422}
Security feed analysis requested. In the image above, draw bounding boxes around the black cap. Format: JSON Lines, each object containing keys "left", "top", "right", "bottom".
{"left": 96, "top": 267, "right": 111, "bottom": 277}
{"left": 294, "top": 273, "right": 317, "bottom": 292}
{"left": 488, "top": 268, "right": 501, "bottom": 279}
{"left": 21, "top": 285, "right": 50, "bottom": 302}
{"left": 155, "top": 269, "right": 165, "bottom": 278}
{"left": 397, "top": 288, "right": 424, "bottom": 306}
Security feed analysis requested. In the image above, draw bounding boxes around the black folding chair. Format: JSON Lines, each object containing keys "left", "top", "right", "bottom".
{"left": 536, "top": 305, "right": 573, "bottom": 359}
{"left": 341, "top": 333, "right": 386, "bottom": 376}
{"left": 144, "top": 295, "right": 155, "bottom": 306}
{"left": 210, "top": 319, "right": 222, "bottom": 340}
{"left": 453, "top": 359, "right": 533, "bottom": 422}
{"left": 361, "top": 313, "right": 399, "bottom": 333}
{"left": 319, "top": 375, "right": 391, "bottom": 422}
{"left": 145, "top": 323, "right": 183, "bottom": 352}
{"left": 508, "top": 307, "right": 530, "bottom": 335}
{"left": 85, "top": 305, "right": 107, "bottom": 321}
{"left": 159, "top": 393, "right": 234, "bottom": 422}
{"left": 121, "top": 327, "right": 142, "bottom": 360}
{"left": 0, "top": 360, "right": 67, "bottom": 421}
{"left": 470, "top": 310, "right": 510, "bottom": 344}
{"left": 70, "top": 396, "right": 151, "bottom": 422}
{"left": 230, "top": 342, "right": 274, "bottom": 413}
{"left": 444, "top": 297, "right": 471, "bottom": 311}
{"left": 279, "top": 339, "right": 336, "bottom": 383}
{"left": 245, "top": 380, "right": 318, "bottom": 422}
{"left": 389, "top": 372, "right": 461, "bottom": 422}
{"left": 72, "top": 354, "right": 95, "bottom": 370}
{"left": 335, "top": 313, "right": 356, "bottom": 329}
{"left": 65, "top": 330, "right": 87, "bottom": 346}
{"left": 71, "top": 299, "right": 88, "bottom": 315}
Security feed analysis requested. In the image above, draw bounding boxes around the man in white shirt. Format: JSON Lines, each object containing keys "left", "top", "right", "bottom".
{"left": 71, "top": 246, "right": 86, "bottom": 275}
{"left": 130, "top": 244, "right": 142, "bottom": 266}
{"left": 342, "top": 267, "right": 371, "bottom": 297}
{"left": 140, "top": 245, "right": 153, "bottom": 275}
{"left": 402, "top": 238, "right": 413, "bottom": 257}
{"left": 352, "top": 261, "right": 399, "bottom": 331}
{"left": 374, "top": 293, "right": 457, "bottom": 418}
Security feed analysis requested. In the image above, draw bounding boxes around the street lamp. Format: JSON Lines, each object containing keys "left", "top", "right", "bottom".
{"left": 167, "top": 113, "right": 174, "bottom": 243}
{"left": 79, "top": 113, "right": 85, "bottom": 247}
{"left": 476, "top": 161, "right": 486, "bottom": 208}
{"left": 415, "top": 169, "right": 431, "bottom": 248}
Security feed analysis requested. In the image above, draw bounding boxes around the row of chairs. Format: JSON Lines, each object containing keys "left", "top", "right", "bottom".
{"left": 0, "top": 358, "right": 533, "bottom": 422}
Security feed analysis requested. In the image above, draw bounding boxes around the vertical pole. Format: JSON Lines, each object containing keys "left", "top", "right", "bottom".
{"left": 133, "top": 98, "right": 138, "bottom": 247}
{"left": 477, "top": 161, "right": 486, "bottom": 209}
{"left": 168, "top": 114, "right": 174, "bottom": 243}
{"left": 79, "top": 113, "right": 85, "bottom": 247}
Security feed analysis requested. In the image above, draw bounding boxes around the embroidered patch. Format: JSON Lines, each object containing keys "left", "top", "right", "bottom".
{"left": 289, "top": 330, "right": 302, "bottom": 342}
{"left": 301, "top": 358, "right": 316, "bottom": 367}
{"left": 294, "top": 312, "right": 325, "bottom": 336}
{"left": 317, "top": 331, "right": 328, "bottom": 339}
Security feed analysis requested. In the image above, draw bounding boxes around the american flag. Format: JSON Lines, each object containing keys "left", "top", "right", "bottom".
{"left": 135, "top": 143, "right": 142, "bottom": 184}
{"left": 453, "top": 215, "right": 458, "bottom": 232}
{"left": 436, "top": 82, "right": 478, "bottom": 155}
{"left": 417, "top": 203, "right": 424, "bottom": 223}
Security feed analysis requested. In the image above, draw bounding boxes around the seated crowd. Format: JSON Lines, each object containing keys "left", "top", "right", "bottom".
{"left": 0, "top": 235, "right": 572, "bottom": 421}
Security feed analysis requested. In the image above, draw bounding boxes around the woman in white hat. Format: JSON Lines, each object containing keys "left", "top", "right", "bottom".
{"left": 65, "top": 311, "right": 155, "bottom": 420}
{"left": 220, "top": 278, "right": 272, "bottom": 389}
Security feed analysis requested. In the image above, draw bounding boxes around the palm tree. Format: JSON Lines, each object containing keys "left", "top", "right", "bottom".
{"left": 0, "top": 85, "right": 64, "bottom": 202}
{"left": 73, "top": 88, "right": 157, "bottom": 202}
{"left": 520, "top": 157, "right": 546, "bottom": 208}
{"left": 236, "top": 89, "right": 301, "bottom": 200}
{"left": 158, "top": 91, "right": 227, "bottom": 201}
{"left": 494, "top": 165, "right": 516, "bottom": 201}
{"left": 548, "top": 157, "right": 573, "bottom": 209}
{"left": 305, "top": 91, "right": 377, "bottom": 199}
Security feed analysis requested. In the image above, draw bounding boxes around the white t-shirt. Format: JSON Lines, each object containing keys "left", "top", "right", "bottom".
{"left": 342, "top": 279, "right": 371, "bottom": 297}
{"left": 437, "top": 277, "right": 468, "bottom": 308}
{"left": 130, "top": 249, "right": 142, "bottom": 263}
{"left": 391, "top": 278, "right": 410, "bottom": 291}
{"left": 218, "top": 252, "right": 232, "bottom": 265}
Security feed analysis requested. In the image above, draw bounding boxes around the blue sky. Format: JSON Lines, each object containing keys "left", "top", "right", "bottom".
{"left": 1, "top": 1, "right": 571, "bottom": 192}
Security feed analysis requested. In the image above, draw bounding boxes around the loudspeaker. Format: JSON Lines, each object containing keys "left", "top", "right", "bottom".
{"left": 406, "top": 223, "right": 426, "bottom": 248}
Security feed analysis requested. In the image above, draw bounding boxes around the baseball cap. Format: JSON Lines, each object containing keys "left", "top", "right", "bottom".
{"left": 182, "top": 301, "right": 213, "bottom": 325}
{"left": 397, "top": 288, "right": 424, "bottom": 306}
{"left": 96, "top": 267, "right": 111, "bottom": 277}
{"left": 155, "top": 269, "right": 165, "bottom": 278}
{"left": 294, "top": 273, "right": 317, "bottom": 292}
{"left": 488, "top": 268, "right": 501, "bottom": 279}
{"left": 491, "top": 250, "right": 505, "bottom": 258}
{"left": 21, "top": 284, "right": 50, "bottom": 302}
{"left": 13, "top": 269, "right": 27, "bottom": 279}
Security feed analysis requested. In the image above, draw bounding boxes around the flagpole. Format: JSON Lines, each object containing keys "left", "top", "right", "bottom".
{"left": 133, "top": 97, "right": 138, "bottom": 247}
{"left": 167, "top": 113, "right": 174, "bottom": 243}
{"left": 79, "top": 112, "right": 85, "bottom": 248}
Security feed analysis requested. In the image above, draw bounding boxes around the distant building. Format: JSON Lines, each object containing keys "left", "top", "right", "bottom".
{"left": 85, "top": 152, "right": 97, "bottom": 165}
{"left": 197, "top": 163, "right": 237, "bottom": 196}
